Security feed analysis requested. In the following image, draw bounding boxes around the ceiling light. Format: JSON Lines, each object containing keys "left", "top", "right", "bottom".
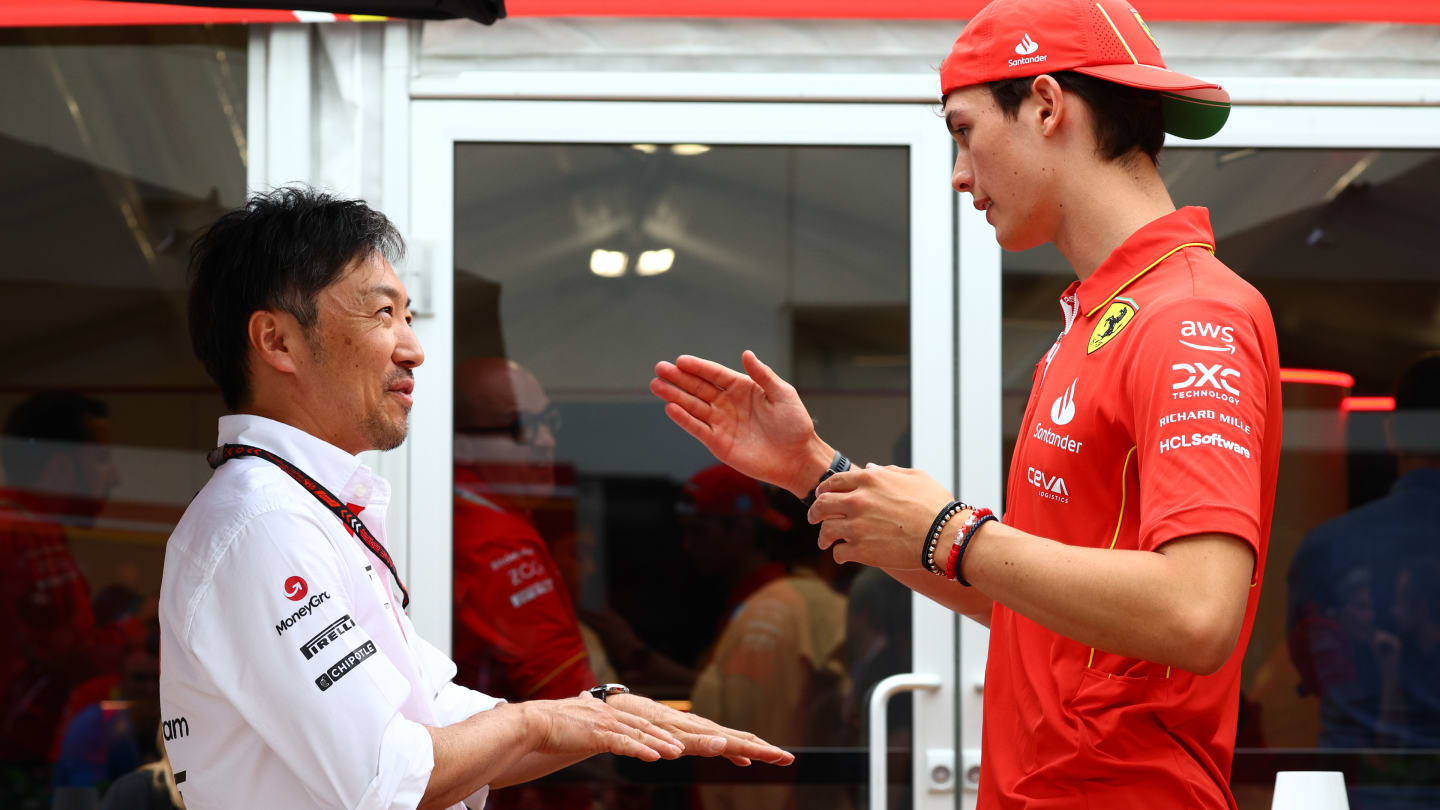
{"left": 671, "top": 144, "right": 711, "bottom": 156}
{"left": 590, "top": 249, "right": 628, "bottom": 278}
{"left": 636, "top": 249, "right": 675, "bottom": 276}
{"left": 631, "top": 144, "right": 659, "bottom": 154}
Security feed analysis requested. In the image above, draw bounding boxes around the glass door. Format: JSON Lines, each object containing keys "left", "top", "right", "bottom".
{"left": 407, "top": 100, "right": 958, "bottom": 809}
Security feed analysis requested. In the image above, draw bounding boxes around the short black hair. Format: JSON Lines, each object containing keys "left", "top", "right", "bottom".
{"left": 987, "top": 71, "right": 1165, "bottom": 165}
{"left": 2, "top": 392, "right": 108, "bottom": 488}
{"left": 187, "top": 186, "right": 404, "bottom": 411}
{"left": 1392, "top": 351, "right": 1440, "bottom": 451}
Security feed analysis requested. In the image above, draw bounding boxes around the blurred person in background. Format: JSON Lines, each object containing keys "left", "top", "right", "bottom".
{"left": 1, "top": 393, "right": 136, "bottom": 805}
{"left": 1288, "top": 352, "right": 1440, "bottom": 808}
{"left": 685, "top": 465, "right": 850, "bottom": 810}
{"left": 451, "top": 356, "right": 596, "bottom": 703}
{"left": 51, "top": 627, "right": 162, "bottom": 809}
{"left": 451, "top": 356, "right": 599, "bottom": 810}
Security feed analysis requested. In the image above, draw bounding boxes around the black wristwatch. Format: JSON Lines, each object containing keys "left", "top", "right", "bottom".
{"left": 802, "top": 450, "right": 852, "bottom": 506}
{"left": 588, "top": 683, "right": 631, "bottom": 703}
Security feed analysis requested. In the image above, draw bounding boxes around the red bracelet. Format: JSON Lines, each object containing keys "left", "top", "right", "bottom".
{"left": 946, "top": 507, "right": 996, "bottom": 583}
{"left": 942, "top": 508, "right": 971, "bottom": 580}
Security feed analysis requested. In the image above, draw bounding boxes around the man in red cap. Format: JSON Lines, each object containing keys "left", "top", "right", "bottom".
{"left": 650, "top": 0, "right": 1280, "bottom": 807}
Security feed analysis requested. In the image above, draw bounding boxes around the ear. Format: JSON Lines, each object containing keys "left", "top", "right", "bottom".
{"left": 1029, "top": 74, "right": 1066, "bottom": 138}
{"left": 247, "top": 309, "right": 305, "bottom": 376}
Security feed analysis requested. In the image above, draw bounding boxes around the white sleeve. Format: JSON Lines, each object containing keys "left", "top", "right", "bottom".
{"left": 409, "top": 633, "right": 504, "bottom": 810}
{"left": 187, "top": 508, "right": 434, "bottom": 810}
{"left": 412, "top": 632, "right": 506, "bottom": 726}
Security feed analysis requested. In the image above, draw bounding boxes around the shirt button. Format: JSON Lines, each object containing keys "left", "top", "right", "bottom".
{"left": 353, "top": 483, "right": 369, "bottom": 499}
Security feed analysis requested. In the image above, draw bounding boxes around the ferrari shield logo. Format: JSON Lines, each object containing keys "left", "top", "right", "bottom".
{"left": 1131, "top": 9, "right": 1159, "bottom": 49}
{"left": 1088, "top": 298, "right": 1139, "bottom": 354}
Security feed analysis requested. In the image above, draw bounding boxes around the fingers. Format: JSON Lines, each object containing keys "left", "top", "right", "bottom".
{"left": 663, "top": 402, "right": 716, "bottom": 446}
{"left": 816, "top": 469, "right": 862, "bottom": 495}
{"left": 649, "top": 376, "right": 713, "bottom": 422}
{"left": 672, "top": 355, "right": 745, "bottom": 391}
{"left": 817, "top": 519, "right": 851, "bottom": 552}
{"left": 806, "top": 492, "right": 852, "bottom": 526}
{"left": 608, "top": 706, "right": 684, "bottom": 753}
{"left": 740, "top": 350, "right": 793, "bottom": 400}
{"left": 655, "top": 360, "right": 725, "bottom": 402}
{"left": 601, "top": 730, "right": 666, "bottom": 762}
{"left": 681, "top": 714, "right": 796, "bottom": 766}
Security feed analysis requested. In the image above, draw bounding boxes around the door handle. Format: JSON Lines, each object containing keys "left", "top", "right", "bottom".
{"left": 868, "top": 672, "right": 942, "bottom": 810}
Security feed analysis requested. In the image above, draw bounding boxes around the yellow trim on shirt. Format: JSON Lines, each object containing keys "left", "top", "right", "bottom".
{"left": 1084, "top": 242, "right": 1214, "bottom": 319}
{"left": 523, "top": 650, "right": 589, "bottom": 698}
{"left": 1087, "top": 445, "right": 1137, "bottom": 670}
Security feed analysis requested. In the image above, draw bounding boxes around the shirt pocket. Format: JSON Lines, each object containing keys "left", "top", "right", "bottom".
{"left": 1067, "top": 667, "right": 1161, "bottom": 766}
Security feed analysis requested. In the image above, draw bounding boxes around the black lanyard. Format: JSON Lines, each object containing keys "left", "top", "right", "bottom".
{"left": 207, "top": 443, "right": 410, "bottom": 609}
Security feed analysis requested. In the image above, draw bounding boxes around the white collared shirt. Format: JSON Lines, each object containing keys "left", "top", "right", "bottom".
{"left": 159, "top": 415, "right": 502, "bottom": 810}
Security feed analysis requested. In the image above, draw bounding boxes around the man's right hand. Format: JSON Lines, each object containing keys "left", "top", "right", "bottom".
{"left": 521, "top": 694, "right": 685, "bottom": 762}
{"left": 650, "top": 351, "right": 834, "bottom": 498}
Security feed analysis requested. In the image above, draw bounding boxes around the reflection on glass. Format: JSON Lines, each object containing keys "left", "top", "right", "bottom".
{"left": 453, "top": 142, "right": 911, "bottom": 809}
{"left": 1001, "top": 148, "right": 1440, "bottom": 809}
{"left": 0, "top": 25, "right": 245, "bottom": 809}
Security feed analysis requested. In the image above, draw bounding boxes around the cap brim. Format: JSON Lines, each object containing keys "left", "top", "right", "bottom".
{"left": 1073, "top": 64, "right": 1231, "bottom": 140}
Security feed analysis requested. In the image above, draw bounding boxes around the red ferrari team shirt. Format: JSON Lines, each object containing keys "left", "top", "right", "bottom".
{"left": 983, "top": 207, "right": 1282, "bottom": 809}
{"left": 452, "top": 470, "right": 595, "bottom": 701}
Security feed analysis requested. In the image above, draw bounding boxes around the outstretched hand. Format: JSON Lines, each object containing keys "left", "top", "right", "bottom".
{"left": 650, "top": 351, "right": 832, "bottom": 498}
{"left": 609, "top": 693, "right": 795, "bottom": 767}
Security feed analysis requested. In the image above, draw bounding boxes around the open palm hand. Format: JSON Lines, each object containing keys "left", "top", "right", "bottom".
{"left": 650, "top": 351, "right": 831, "bottom": 497}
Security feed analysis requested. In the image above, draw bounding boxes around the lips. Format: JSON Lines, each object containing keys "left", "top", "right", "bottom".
{"left": 387, "top": 376, "right": 415, "bottom": 407}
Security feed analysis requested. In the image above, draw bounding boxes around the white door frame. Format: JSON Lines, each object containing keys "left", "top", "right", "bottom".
{"left": 407, "top": 98, "right": 958, "bottom": 809}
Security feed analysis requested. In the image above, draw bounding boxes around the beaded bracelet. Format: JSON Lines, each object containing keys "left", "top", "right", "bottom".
{"left": 921, "top": 499, "right": 968, "bottom": 576}
{"left": 947, "top": 507, "right": 998, "bottom": 586}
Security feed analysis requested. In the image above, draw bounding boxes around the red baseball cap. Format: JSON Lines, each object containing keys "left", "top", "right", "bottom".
{"left": 940, "top": 0, "right": 1230, "bottom": 139}
{"left": 679, "top": 464, "right": 791, "bottom": 531}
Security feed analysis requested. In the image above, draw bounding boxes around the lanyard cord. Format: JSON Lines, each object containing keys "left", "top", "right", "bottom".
{"left": 207, "top": 443, "right": 410, "bottom": 609}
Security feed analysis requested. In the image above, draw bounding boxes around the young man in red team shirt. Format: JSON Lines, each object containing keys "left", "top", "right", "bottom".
{"left": 650, "top": 0, "right": 1281, "bottom": 806}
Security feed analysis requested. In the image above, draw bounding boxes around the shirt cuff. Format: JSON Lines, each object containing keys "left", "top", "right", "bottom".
{"left": 463, "top": 785, "right": 490, "bottom": 809}
{"left": 432, "top": 681, "right": 505, "bottom": 727}
{"left": 365, "top": 714, "right": 435, "bottom": 810}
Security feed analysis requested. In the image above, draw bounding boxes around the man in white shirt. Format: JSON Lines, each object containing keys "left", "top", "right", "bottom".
{"left": 160, "top": 187, "right": 792, "bottom": 810}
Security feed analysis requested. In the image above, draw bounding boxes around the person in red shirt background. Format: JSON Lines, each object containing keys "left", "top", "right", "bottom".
{"left": 452, "top": 357, "right": 607, "bottom": 810}
{"left": 452, "top": 357, "right": 596, "bottom": 702}
{"left": 1, "top": 392, "right": 149, "bottom": 803}
{"left": 650, "top": 0, "right": 1281, "bottom": 807}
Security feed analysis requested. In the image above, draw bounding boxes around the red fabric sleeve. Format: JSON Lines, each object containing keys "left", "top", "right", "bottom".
{"left": 1126, "top": 298, "right": 1271, "bottom": 558}
{"left": 453, "top": 527, "right": 594, "bottom": 700}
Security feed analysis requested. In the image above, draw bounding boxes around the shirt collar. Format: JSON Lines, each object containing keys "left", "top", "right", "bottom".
{"left": 216, "top": 414, "right": 376, "bottom": 504}
{"left": 1075, "top": 206, "right": 1217, "bottom": 319}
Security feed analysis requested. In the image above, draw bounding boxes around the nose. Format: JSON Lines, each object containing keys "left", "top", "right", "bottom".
{"left": 396, "top": 317, "right": 425, "bottom": 369}
{"left": 951, "top": 150, "right": 973, "bottom": 194}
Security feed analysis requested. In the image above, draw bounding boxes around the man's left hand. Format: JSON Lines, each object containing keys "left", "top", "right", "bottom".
{"left": 807, "top": 464, "right": 954, "bottom": 570}
{"left": 607, "top": 693, "right": 795, "bottom": 767}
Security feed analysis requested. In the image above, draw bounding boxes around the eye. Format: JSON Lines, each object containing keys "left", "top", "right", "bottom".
{"left": 379, "top": 306, "right": 393, "bottom": 318}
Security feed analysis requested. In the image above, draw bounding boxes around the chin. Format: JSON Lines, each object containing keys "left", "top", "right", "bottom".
{"left": 994, "top": 220, "right": 1048, "bottom": 253}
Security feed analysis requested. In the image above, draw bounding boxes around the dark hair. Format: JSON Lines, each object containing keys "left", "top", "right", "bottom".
{"left": 187, "top": 187, "right": 404, "bottom": 411}
{"left": 2, "top": 392, "right": 108, "bottom": 487}
{"left": 987, "top": 71, "right": 1165, "bottom": 164}
{"left": 1392, "top": 351, "right": 1440, "bottom": 451}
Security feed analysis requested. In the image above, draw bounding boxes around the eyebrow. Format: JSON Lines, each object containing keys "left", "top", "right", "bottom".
{"left": 365, "top": 284, "right": 413, "bottom": 311}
